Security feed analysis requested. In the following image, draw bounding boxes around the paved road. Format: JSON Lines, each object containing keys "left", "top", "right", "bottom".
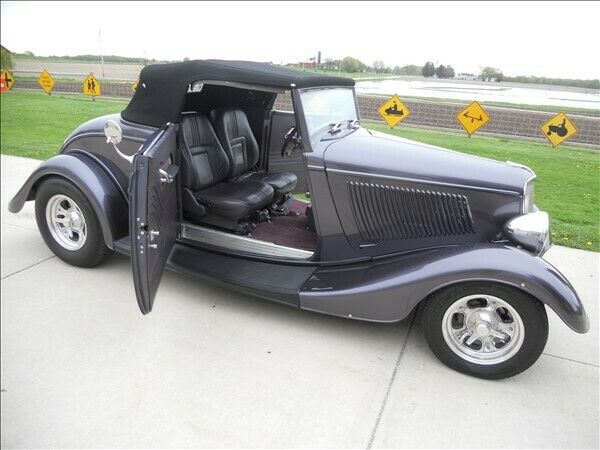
{"left": 1, "top": 154, "right": 598, "bottom": 448}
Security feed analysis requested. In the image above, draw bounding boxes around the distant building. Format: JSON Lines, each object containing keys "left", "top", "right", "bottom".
{"left": 457, "top": 73, "right": 479, "bottom": 81}
{"left": 289, "top": 60, "right": 317, "bottom": 69}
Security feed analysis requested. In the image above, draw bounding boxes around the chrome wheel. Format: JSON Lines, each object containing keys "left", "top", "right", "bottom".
{"left": 442, "top": 294, "right": 525, "bottom": 365}
{"left": 45, "top": 194, "right": 87, "bottom": 251}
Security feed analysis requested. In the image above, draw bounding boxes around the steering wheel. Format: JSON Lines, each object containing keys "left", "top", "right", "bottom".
{"left": 281, "top": 126, "right": 301, "bottom": 158}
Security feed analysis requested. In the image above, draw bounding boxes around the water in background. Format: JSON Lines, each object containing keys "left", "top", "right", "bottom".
{"left": 355, "top": 79, "right": 600, "bottom": 110}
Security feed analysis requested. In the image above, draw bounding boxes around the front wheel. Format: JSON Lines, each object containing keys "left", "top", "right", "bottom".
{"left": 35, "top": 177, "right": 112, "bottom": 267}
{"left": 421, "top": 282, "right": 548, "bottom": 379}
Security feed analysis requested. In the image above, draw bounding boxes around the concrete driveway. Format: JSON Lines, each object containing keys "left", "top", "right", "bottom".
{"left": 1, "top": 154, "right": 598, "bottom": 449}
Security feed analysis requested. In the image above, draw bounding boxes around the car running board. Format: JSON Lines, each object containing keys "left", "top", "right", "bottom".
{"left": 180, "top": 222, "right": 313, "bottom": 260}
{"left": 113, "top": 237, "right": 316, "bottom": 307}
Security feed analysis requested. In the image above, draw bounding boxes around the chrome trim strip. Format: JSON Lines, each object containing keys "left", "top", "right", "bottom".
{"left": 325, "top": 168, "right": 521, "bottom": 196}
{"left": 181, "top": 223, "right": 313, "bottom": 260}
{"left": 307, "top": 164, "right": 325, "bottom": 171}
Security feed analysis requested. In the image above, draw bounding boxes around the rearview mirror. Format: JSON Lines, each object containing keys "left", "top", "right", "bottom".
{"left": 104, "top": 120, "right": 122, "bottom": 145}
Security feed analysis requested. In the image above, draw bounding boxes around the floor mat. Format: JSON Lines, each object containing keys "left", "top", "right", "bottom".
{"left": 250, "top": 200, "right": 316, "bottom": 251}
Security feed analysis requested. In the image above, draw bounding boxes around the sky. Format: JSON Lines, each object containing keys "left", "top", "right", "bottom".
{"left": 1, "top": 1, "right": 599, "bottom": 79}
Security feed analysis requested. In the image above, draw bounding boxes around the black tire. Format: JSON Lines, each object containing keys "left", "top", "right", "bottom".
{"left": 421, "top": 282, "right": 548, "bottom": 379}
{"left": 35, "top": 177, "right": 112, "bottom": 267}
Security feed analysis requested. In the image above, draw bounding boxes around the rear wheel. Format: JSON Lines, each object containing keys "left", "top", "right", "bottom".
{"left": 35, "top": 177, "right": 112, "bottom": 267}
{"left": 421, "top": 282, "right": 548, "bottom": 379}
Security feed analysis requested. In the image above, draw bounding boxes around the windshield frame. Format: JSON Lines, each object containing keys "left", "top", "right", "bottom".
{"left": 294, "top": 86, "right": 360, "bottom": 152}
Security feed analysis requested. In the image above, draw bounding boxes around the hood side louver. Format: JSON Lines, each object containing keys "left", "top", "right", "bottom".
{"left": 347, "top": 181, "right": 475, "bottom": 242}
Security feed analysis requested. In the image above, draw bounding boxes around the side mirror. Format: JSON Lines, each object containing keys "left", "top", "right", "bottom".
{"left": 104, "top": 120, "right": 122, "bottom": 145}
{"left": 104, "top": 119, "right": 133, "bottom": 163}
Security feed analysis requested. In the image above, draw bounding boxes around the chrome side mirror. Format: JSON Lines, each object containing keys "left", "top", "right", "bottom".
{"left": 104, "top": 120, "right": 133, "bottom": 163}
{"left": 104, "top": 120, "right": 122, "bottom": 145}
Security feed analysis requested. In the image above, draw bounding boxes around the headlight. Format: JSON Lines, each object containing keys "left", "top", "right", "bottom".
{"left": 523, "top": 179, "right": 535, "bottom": 213}
{"left": 504, "top": 211, "right": 551, "bottom": 255}
{"left": 506, "top": 161, "right": 536, "bottom": 213}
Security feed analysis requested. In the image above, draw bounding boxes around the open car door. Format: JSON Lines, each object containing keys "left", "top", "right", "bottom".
{"left": 129, "top": 123, "right": 179, "bottom": 314}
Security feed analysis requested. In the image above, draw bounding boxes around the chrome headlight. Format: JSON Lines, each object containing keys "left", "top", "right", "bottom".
{"left": 506, "top": 161, "right": 536, "bottom": 213}
{"left": 504, "top": 211, "right": 551, "bottom": 255}
{"left": 523, "top": 179, "right": 535, "bottom": 213}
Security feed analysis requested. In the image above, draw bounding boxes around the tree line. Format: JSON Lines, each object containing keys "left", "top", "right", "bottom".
{"left": 318, "top": 57, "right": 599, "bottom": 89}
{"left": 320, "top": 57, "right": 422, "bottom": 76}
{"left": 421, "top": 61, "right": 455, "bottom": 79}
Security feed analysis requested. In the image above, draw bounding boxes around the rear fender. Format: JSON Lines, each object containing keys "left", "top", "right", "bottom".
{"left": 8, "top": 153, "right": 128, "bottom": 248}
{"left": 300, "top": 244, "right": 589, "bottom": 333}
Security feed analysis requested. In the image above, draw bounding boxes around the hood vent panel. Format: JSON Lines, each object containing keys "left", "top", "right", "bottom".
{"left": 347, "top": 181, "right": 475, "bottom": 242}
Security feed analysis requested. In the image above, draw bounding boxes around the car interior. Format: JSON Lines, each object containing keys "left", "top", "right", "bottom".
{"left": 176, "top": 83, "right": 316, "bottom": 259}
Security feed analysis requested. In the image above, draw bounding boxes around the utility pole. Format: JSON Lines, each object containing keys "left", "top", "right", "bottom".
{"left": 99, "top": 27, "right": 105, "bottom": 78}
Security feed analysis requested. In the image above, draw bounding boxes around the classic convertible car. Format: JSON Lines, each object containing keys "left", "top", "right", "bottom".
{"left": 9, "top": 60, "right": 588, "bottom": 379}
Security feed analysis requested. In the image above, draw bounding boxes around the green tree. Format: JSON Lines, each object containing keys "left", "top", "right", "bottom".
{"left": 372, "top": 60, "right": 385, "bottom": 73}
{"left": 341, "top": 56, "right": 360, "bottom": 73}
{"left": 399, "top": 64, "right": 422, "bottom": 76}
{"left": 422, "top": 61, "right": 435, "bottom": 77}
{"left": 480, "top": 66, "right": 504, "bottom": 82}
{"left": 445, "top": 65, "right": 455, "bottom": 79}
{"left": 1, "top": 48, "right": 13, "bottom": 70}
{"left": 435, "top": 64, "right": 446, "bottom": 78}
{"left": 321, "top": 58, "right": 340, "bottom": 71}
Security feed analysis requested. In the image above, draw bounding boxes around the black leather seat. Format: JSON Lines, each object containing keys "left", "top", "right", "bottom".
{"left": 179, "top": 114, "right": 274, "bottom": 231}
{"left": 212, "top": 108, "right": 298, "bottom": 200}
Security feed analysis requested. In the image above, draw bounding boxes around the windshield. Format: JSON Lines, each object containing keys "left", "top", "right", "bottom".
{"left": 300, "top": 88, "right": 358, "bottom": 145}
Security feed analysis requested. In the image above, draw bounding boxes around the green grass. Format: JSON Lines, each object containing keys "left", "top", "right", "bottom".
{"left": 367, "top": 124, "right": 600, "bottom": 251}
{"left": 1, "top": 91, "right": 126, "bottom": 159}
{"left": 1, "top": 91, "right": 598, "bottom": 251}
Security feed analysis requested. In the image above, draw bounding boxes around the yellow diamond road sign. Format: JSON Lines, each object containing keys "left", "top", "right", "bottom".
{"left": 540, "top": 112, "right": 577, "bottom": 147}
{"left": 38, "top": 69, "right": 55, "bottom": 95}
{"left": 377, "top": 95, "right": 411, "bottom": 128}
{"left": 456, "top": 101, "right": 490, "bottom": 136}
{"left": 83, "top": 73, "right": 101, "bottom": 96}
{"left": 1, "top": 70, "right": 15, "bottom": 90}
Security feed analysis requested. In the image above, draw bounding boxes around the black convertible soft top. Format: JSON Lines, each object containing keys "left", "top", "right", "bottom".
{"left": 121, "top": 59, "right": 355, "bottom": 127}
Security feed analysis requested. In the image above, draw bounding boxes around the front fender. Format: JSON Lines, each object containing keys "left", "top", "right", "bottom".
{"left": 300, "top": 244, "right": 589, "bottom": 333}
{"left": 8, "top": 153, "right": 128, "bottom": 248}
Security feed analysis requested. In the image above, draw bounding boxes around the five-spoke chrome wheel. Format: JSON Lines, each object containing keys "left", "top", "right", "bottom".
{"left": 45, "top": 194, "right": 87, "bottom": 250}
{"left": 442, "top": 294, "right": 525, "bottom": 365}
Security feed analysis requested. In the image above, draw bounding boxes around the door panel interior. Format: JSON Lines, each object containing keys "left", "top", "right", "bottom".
{"left": 129, "top": 123, "right": 179, "bottom": 314}
{"left": 267, "top": 110, "right": 307, "bottom": 194}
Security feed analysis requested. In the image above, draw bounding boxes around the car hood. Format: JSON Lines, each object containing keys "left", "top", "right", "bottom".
{"left": 322, "top": 129, "right": 534, "bottom": 194}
